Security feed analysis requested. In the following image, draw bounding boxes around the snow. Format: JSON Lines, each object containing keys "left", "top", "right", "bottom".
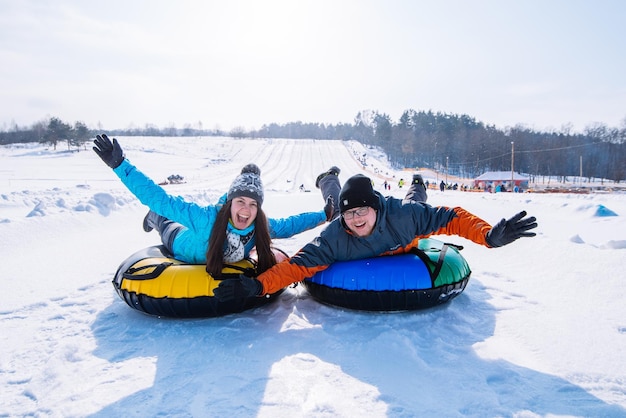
{"left": 1, "top": 137, "right": 625, "bottom": 417}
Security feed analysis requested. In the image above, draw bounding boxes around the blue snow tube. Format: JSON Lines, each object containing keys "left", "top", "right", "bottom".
{"left": 302, "top": 238, "right": 471, "bottom": 311}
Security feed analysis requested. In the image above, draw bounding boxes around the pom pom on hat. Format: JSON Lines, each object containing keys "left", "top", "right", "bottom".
{"left": 228, "top": 164, "right": 264, "bottom": 205}
{"left": 338, "top": 174, "right": 379, "bottom": 213}
{"left": 240, "top": 163, "right": 261, "bottom": 176}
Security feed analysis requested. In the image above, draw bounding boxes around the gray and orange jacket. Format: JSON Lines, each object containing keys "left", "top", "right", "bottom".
{"left": 257, "top": 190, "right": 492, "bottom": 295}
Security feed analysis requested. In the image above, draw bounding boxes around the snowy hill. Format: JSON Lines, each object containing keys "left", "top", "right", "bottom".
{"left": 1, "top": 137, "right": 625, "bottom": 417}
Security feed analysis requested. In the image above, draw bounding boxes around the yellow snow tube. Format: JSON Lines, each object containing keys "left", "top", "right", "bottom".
{"left": 113, "top": 245, "right": 286, "bottom": 318}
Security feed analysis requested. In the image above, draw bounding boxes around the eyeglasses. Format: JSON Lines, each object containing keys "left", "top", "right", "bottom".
{"left": 342, "top": 206, "right": 370, "bottom": 220}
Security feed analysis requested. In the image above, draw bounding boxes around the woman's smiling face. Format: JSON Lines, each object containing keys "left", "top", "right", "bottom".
{"left": 230, "top": 196, "right": 258, "bottom": 229}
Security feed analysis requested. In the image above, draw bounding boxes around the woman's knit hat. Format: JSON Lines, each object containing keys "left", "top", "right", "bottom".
{"left": 227, "top": 164, "right": 264, "bottom": 205}
{"left": 338, "top": 174, "right": 379, "bottom": 213}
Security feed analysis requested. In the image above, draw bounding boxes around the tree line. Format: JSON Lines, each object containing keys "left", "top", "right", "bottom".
{"left": 345, "top": 110, "right": 625, "bottom": 184}
{"left": 0, "top": 117, "right": 91, "bottom": 151}
{"left": 1, "top": 110, "right": 624, "bottom": 182}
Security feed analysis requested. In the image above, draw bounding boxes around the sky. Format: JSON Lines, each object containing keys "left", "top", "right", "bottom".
{"left": 1, "top": 137, "right": 625, "bottom": 416}
{"left": 1, "top": 0, "right": 625, "bottom": 133}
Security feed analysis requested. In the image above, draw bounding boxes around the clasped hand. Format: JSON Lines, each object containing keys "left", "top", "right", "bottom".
{"left": 214, "top": 274, "right": 263, "bottom": 301}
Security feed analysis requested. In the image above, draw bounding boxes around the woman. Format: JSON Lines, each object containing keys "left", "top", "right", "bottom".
{"left": 93, "top": 134, "right": 332, "bottom": 276}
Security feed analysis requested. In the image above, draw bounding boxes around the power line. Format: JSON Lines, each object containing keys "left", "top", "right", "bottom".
{"left": 446, "top": 141, "right": 605, "bottom": 167}
{"left": 516, "top": 141, "right": 605, "bottom": 154}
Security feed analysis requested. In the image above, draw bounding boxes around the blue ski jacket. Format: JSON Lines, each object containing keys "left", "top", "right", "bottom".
{"left": 113, "top": 159, "right": 326, "bottom": 263}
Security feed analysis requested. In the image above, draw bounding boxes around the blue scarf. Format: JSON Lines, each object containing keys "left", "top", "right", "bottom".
{"left": 223, "top": 221, "right": 255, "bottom": 262}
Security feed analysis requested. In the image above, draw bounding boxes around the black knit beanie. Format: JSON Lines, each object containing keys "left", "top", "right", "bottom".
{"left": 338, "top": 174, "right": 379, "bottom": 213}
{"left": 227, "top": 164, "right": 264, "bottom": 205}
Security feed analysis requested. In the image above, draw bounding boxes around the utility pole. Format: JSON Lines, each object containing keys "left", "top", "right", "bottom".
{"left": 580, "top": 155, "right": 583, "bottom": 185}
{"left": 511, "top": 141, "right": 515, "bottom": 192}
{"left": 446, "top": 156, "right": 449, "bottom": 185}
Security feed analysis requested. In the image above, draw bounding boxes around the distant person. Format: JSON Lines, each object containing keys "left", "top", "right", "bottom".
{"left": 215, "top": 170, "right": 536, "bottom": 301}
{"left": 439, "top": 180, "right": 445, "bottom": 192}
{"left": 92, "top": 134, "right": 333, "bottom": 277}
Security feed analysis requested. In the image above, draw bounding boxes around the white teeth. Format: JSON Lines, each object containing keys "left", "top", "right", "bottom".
{"left": 235, "top": 214, "right": 250, "bottom": 225}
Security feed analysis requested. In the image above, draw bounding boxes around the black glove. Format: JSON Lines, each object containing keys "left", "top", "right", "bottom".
{"left": 486, "top": 210, "right": 538, "bottom": 248}
{"left": 324, "top": 196, "right": 334, "bottom": 221}
{"left": 93, "top": 134, "right": 124, "bottom": 169}
{"left": 214, "top": 275, "right": 263, "bottom": 302}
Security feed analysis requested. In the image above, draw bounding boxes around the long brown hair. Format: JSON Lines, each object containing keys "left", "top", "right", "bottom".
{"left": 206, "top": 200, "right": 276, "bottom": 277}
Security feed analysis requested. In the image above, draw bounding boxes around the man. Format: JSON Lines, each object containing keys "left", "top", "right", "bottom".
{"left": 215, "top": 169, "right": 537, "bottom": 301}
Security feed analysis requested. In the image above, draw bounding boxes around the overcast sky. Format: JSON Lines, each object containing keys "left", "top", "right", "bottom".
{"left": 1, "top": 0, "right": 625, "bottom": 133}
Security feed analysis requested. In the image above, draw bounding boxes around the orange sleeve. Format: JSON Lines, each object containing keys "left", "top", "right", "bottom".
{"left": 431, "top": 206, "right": 492, "bottom": 246}
{"left": 258, "top": 261, "right": 329, "bottom": 295}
